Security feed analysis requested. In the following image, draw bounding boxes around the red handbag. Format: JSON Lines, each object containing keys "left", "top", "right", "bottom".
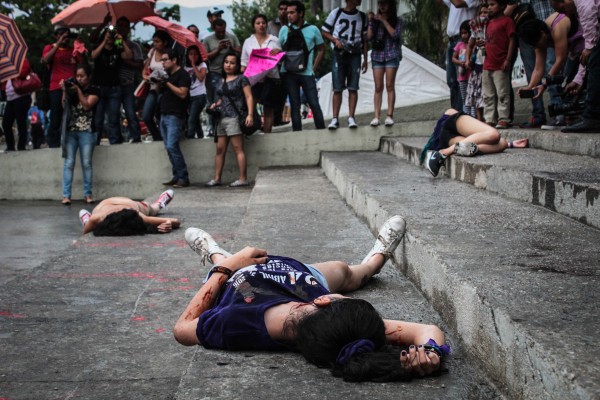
{"left": 134, "top": 80, "right": 150, "bottom": 98}
{"left": 12, "top": 72, "right": 42, "bottom": 95}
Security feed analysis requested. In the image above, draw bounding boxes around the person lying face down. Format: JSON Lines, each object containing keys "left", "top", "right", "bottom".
{"left": 79, "top": 190, "right": 180, "bottom": 236}
{"left": 174, "top": 216, "right": 451, "bottom": 382}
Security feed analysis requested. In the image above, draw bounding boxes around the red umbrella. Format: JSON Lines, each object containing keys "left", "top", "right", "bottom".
{"left": 0, "top": 14, "right": 28, "bottom": 82}
{"left": 52, "top": 0, "right": 157, "bottom": 28}
{"left": 142, "top": 16, "right": 208, "bottom": 60}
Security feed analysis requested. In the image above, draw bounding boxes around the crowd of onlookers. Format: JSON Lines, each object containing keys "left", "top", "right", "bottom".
{"left": 0, "top": 0, "right": 598, "bottom": 201}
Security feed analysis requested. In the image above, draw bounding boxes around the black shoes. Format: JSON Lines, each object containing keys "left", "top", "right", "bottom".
{"left": 425, "top": 151, "right": 447, "bottom": 177}
{"left": 173, "top": 179, "right": 190, "bottom": 188}
{"left": 162, "top": 177, "right": 177, "bottom": 186}
{"left": 561, "top": 118, "right": 600, "bottom": 133}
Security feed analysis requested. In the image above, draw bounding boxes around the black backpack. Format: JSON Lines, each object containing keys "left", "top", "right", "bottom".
{"left": 283, "top": 23, "right": 312, "bottom": 73}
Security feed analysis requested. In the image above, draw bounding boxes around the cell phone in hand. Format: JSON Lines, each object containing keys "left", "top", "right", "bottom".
{"left": 519, "top": 89, "right": 537, "bottom": 99}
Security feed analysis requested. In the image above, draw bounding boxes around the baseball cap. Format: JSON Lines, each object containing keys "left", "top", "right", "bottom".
{"left": 207, "top": 7, "right": 224, "bottom": 17}
{"left": 53, "top": 24, "right": 70, "bottom": 34}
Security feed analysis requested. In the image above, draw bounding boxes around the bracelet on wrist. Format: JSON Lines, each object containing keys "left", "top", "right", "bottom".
{"left": 423, "top": 338, "right": 451, "bottom": 358}
{"left": 209, "top": 265, "right": 233, "bottom": 278}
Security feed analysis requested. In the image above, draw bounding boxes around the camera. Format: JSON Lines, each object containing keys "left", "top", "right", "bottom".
{"left": 149, "top": 69, "right": 168, "bottom": 83}
{"left": 107, "top": 24, "right": 117, "bottom": 38}
{"left": 64, "top": 77, "right": 77, "bottom": 87}
{"left": 519, "top": 89, "right": 537, "bottom": 99}
{"left": 205, "top": 106, "right": 222, "bottom": 119}
{"left": 372, "top": 40, "right": 384, "bottom": 51}
{"left": 544, "top": 75, "right": 585, "bottom": 118}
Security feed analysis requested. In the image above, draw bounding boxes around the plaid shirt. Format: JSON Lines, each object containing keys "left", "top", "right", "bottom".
{"left": 522, "top": 0, "right": 555, "bottom": 20}
{"left": 369, "top": 17, "right": 403, "bottom": 62}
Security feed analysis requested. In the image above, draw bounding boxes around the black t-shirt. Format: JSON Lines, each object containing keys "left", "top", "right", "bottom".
{"left": 93, "top": 47, "right": 121, "bottom": 87}
{"left": 159, "top": 67, "right": 191, "bottom": 119}
{"left": 67, "top": 85, "right": 101, "bottom": 132}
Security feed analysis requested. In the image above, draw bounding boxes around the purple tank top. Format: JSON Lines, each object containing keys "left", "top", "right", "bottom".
{"left": 197, "top": 255, "right": 330, "bottom": 350}
{"left": 550, "top": 13, "right": 584, "bottom": 54}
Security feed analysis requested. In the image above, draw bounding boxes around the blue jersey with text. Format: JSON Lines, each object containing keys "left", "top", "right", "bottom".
{"left": 197, "top": 256, "right": 330, "bottom": 350}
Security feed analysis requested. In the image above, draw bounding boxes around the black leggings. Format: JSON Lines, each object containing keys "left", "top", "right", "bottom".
{"left": 2, "top": 95, "right": 32, "bottom": 151}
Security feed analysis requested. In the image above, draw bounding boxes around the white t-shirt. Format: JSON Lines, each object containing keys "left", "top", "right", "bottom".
{"left": 241, "top": 34, "right": 282, "bottom": 79}
{"left": 322, "top": 7, "right": 367, "bottom": 48}
{"left": 185, "top": 62, "right": 208, "bottom": 97}
{"left": 443, "top": 0, "right": 480, "bottom": 37}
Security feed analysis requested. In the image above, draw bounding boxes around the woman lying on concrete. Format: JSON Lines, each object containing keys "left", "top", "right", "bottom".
{"left": 173, "top": 216, "right": 450, "bottom": 381}
{"left": 421, "top": 108, "right": 529, "bottom": 177}
{"left": 78, "top": 190, "right": 180, "bottom": 236}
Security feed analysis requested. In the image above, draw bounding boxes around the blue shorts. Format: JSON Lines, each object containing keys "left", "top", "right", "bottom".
{"left": 332, "top": 51, "right": 361, "bottom": 92}
{"left": 305, "top": 264, "right": 330, "bottom": 291}
{"left": 372, "top": 57, "right": 401, "bottom": 69}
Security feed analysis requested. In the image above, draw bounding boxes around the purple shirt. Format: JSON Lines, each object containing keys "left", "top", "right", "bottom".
{"left": 574, "top": 0, "right": 600, "bottom": 50}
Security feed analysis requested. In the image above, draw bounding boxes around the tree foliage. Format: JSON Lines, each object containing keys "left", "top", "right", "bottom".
{"left": 402, "top": 0, "right": 447, "bottom": 67}
{"left": 157, "top": 4, "right": 180, "bottom": 22}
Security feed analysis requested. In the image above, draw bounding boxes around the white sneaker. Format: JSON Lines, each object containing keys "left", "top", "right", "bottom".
{"left": 185, "top": 227, "right": 233, "bottom": 266}
{"left": 384, "top": 116, "right": 394, "bottom": 126}
{"left": 454, "top": 141, "right": 479, "bottom": 156}
{"left": 328, "top": 118, "right": 339, "bottom": 130}
{"left": 361, "top": 215, "right": 407, "bottom": 264}
{"left": 79, "top": 209, "right": 91, "bottom": 227}
{"left": 348, "top": 117, "right": 358, "bottom": 129}
{"left": 152, "top": 189, "right": 174, "bottom": 210}
{"left": 370, "top": 118, "right": 380, "bottom": 127}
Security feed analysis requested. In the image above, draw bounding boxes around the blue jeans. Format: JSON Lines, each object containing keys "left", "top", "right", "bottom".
{"left": 95, "top": 85, "right": 123, "bottom": 144}
{"left": 160, "top": 114, "right": 189, "bottom": 182}
{"left": 282, "top": 73, "right": 325, "bottom": 131}
{"left": 446, "top": 37, "right": 463, "bottom": 111}
{"left": 121, "top": 83, "right": 141, "bottom": 141}
{"left": 187, "top": 94, "right": 207, "bottom": 138}
{"left": 584, "top": 43, "right": 600, "bottom": 120}
{"left": 143, "top": 90, "right": 162, "bottom": 140}
{"left": 48, "top": 89, "right": 64, "bottom": 148}
{"left": 63, "top": 130, "right": 96, "bottom": 198}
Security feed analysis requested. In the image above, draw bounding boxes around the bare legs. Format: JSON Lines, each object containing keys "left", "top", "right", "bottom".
{"left": 312, "top": 254, "right": 385, "bottom": 294}
{"left": 262, "top": 107, "right": 274, "bottom": 134}
{"left": 331, "top": 90, "right": 358, "bottom": 120}
{"left": 373, "top": 67, "right": 398, "bottom": 120}
{"left": 212, "top": 134, "right": 247, "bottom": 183}
{"left": 439, "top": 109, "right": 508, "bottom": 157}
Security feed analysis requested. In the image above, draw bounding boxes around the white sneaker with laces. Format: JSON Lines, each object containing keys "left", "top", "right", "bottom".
{"left": 348, "top": 117, "right": 358, "bottom": 129}
{"left": 152, "top": 189, "right": 174, "bottom": 210}
{"left": 370, "top": 118, "right": 380, "bottom": 127}
{"left": 79, "top": 209, "right": 91, "bottom": 227}
{"left": 185, "top": 227, "right": 233, "bottom": 266}
{"left": 384, "top": 116, "right": 394, "bottom": 126}
{"left": 361, "top": 215, "right": 407, "bottom": 265}
{"left": 328, "top": 118, "right": 339, "bottom": 130}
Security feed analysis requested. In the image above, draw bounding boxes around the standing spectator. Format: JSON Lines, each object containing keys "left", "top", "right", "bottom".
{"left": 268, "top": 0, "right": 290, "bottom": 126}
{"left": 91, "top": 26, "right": 132, "bottom": 145}
{"left": 41, "top": 25, "right": 85, "bottom": 148}
{"left": 438, "top": 0, "right": 480, "bottom": 111}
{"left": 322, "top": 0, "right": 368, "bottom": 130}
{"left": 205, "top": 52, "right": 252, "bottom": 188}
{"left": 187, "top": 24, "right": 200, "bottom": 39}
{"left": 61, "top": 64, "right": 100, "bottom": 205}
{"left": 278, "top": 0, "right": 326, "bottom": 131}
{"left": 142, "top": 30, "right": 171, "bottom": 142}
{"left": 465, "top": 3, "right": 489, "bottom": 121}
{"left": 367, "top": 0, "right": 404, "bottom": 127}
{"left": 482, "top": 0, "right": 517, "bottom": 128}
{"left": 159, "top": 50, "right": 192, "bottom": 188}
{"left": 184, "top": 45, "right": 208, "bottom": 139}
{"left": 116, "top": 17, "right": 144, "bottom": 143}
{"left": 241, "top": 14, "right": 283, "bottom": 133}
{"left": 204, "top": 19, "right": 242, "bottom": 136}
{"left": 201, "top": 7, "right": 225, "bottom": 40}
{"left": 28, "top": 103, "right": 46, "bottom": 149}
{"left": 453, "top": 21, "right": 474, "bottom": 116}
{"left": 2, "top": 59, "right": 34, "bottom": 151}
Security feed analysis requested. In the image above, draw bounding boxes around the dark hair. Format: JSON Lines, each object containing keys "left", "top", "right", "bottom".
{"left": 212, "top": 19, "right": 227, "bottom": 29}
{"left": 459, "top": 20, "right": 471, "bottom": 35}
{"left": 76, "top": 63, "right": 93, "bottom": 78}
{"left": 518, "top": 18, "right": 549, "bottom": 47}
{"left": 221, "top": 50, "right": 241, "bottom": 78}
{"left": 186, "top": 45, "right": 204, "bottom": 66}
{"left": 288, "top": 0, "right": 305, "bottom": 15}
{"left": 293, "top": 299, "right": 413, "bottom": 382}
{"left": 93, "top": 209, "right": 158, "bottom": 236}
{"left": 187, "top": 24, "right": 199, "bottom": 30}
{"left": 152, "top": 30, "right": 172, "bottom": 46}
{"left": 496, "top": 0, "right": 509, "bottom": 6}
{"left": 377, "top": 0, "right": 398, "bottom": 26}
{"left": 116, "top": 16, "right": 131, "bottom": 25}
{"left": 278, "top": 0, "right": 290, "bottom": 7}
{"left": 252, "top": 14, "right": 268, "bottom": 29}
{"left": 166, "top": 49, "right": 180, "bottom": 64}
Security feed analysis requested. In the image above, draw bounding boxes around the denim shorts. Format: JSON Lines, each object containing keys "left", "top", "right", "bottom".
{"left": 332, "top": 51, "right": 361, "bottom": 92}
{"left": 372, "top": 57, "right": 401, "bottom": 69}
{"left": 304, "top": 264, "right": 330, "bottom": 291}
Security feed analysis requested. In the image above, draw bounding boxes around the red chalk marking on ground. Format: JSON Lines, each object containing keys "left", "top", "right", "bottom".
{"left": 155, "top": 328, "right": 165, "bottom": 333}
{"left": 177, "top": 278, "right": 191, "bottom": 282}
{"left": 131, "top": 316, "right": 146, "bottom": 321}
{"left": 149, "top": 286, "right": 196, "bottom": 292}
{"left": 0, "top": 311, "right": 26, "bottom": 318}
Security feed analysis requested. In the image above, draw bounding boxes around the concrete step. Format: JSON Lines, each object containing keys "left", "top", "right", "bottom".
{"left": 380, "top": 136, "right": 600, "bottom": 230}
{"left": 321, "top": 151, "right": 600, "bottom": 400}
{"left": 176, "top": 167, "right": 501, "bottom": 400}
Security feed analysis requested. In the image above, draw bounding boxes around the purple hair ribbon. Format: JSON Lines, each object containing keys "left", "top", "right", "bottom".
{"left": 336, "top": 339, "right": 376, "bottom": 366}
{"left": 424, "top": 338, "right": 451, "bottom": 357}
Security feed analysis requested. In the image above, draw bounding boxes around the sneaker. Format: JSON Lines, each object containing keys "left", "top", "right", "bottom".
{"left": 143, "top": 136, "right": 153, "bottom": 143}
{"left": 152, "top": 189, "right": 174, "bottom": 210}
{"left": 205, "top": 179, "right": 222, "bottom": 187}
{"left": 348, "top": 117, "right": 358, "bottom": 129}
{"left": 328, "top": 118, "right": 339, "bottom": 130}
{"left": 79, "top": 209, "right": 91, "bottom": 227}
{"left": 541, "top": 116, "right": 566, "bottom": 130}
{"left": 425, "top": 151, "right": 446, "bottom": 177}
{"left": 185, "top": 227, "right": 233, "bottom": 266}
{"left": 519, "top": 117, "right": 544, "bottom": 129}
{"left": 361, "top": 215, "right": 407, "bottom": 265}
{"left": 454, "top": 141, "right": 479, "bottom": 157}
{"left": 229, "top": 179, "right": 249, "bottom": 187}
{"left": 495, "top": 120, "right": 511, "bottom": 129}
{"left": 370, "top": 118, "right": 380, "bottom": 127}
{"left": 172, "top": 179, "right": 190, "bottom": 188}
{"left": 384, "top": 116, "right": 394, "bottom": 126}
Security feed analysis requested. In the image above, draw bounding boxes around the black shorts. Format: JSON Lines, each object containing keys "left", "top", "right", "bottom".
{"left": 439, "top": 111, "right": 466, "bottom": 149}
{"left": 252, "top": 77, "right": 285, "bottom": 109}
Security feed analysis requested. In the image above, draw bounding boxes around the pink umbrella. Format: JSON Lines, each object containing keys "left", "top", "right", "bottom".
{"left": 142, "top": 16, "right": 208, "bottom": 60}
{"left": 52, "top": 0, "right": 157, "bottom": 28}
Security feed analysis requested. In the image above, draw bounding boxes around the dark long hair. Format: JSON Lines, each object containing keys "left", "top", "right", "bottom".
{"left": 93, "top": 209, "right": 158, "bottom": 236}
{"left": 221, "top": 50, "right": 241, "bottom": 79}
{"left": 379, "top": 0, "right": 399, "bottom": 27}
{"left": 518, "top": 18, "right": 549, "bottom": 47}
{"left": 293, "top": 298, "right": 413, "bottom": 382}
{"left": 186, "top": 45, "right": 204, "bottom": 67}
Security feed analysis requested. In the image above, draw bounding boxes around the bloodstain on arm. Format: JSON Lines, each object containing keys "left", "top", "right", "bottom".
{"left": 384, "top": 320, "right": 404, "bottom": 346}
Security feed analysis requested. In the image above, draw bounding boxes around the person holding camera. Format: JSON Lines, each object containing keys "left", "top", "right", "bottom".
{"left": 322, "top": 0, "right": 368, "bottom": 130}
{"left": 91, "top": 25, "right": 132, "bottom": 145}
{"left": 158, "top": 50, "right": 192, "bottom": 188}
{"left": 367, "top": 0, "right": 403, "bottom": 127}
{"left": 60, "top": 64, "right": 100, "bottom": 205}
{"left": 42, "top": 25, "right": 86, "bottom": 148}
